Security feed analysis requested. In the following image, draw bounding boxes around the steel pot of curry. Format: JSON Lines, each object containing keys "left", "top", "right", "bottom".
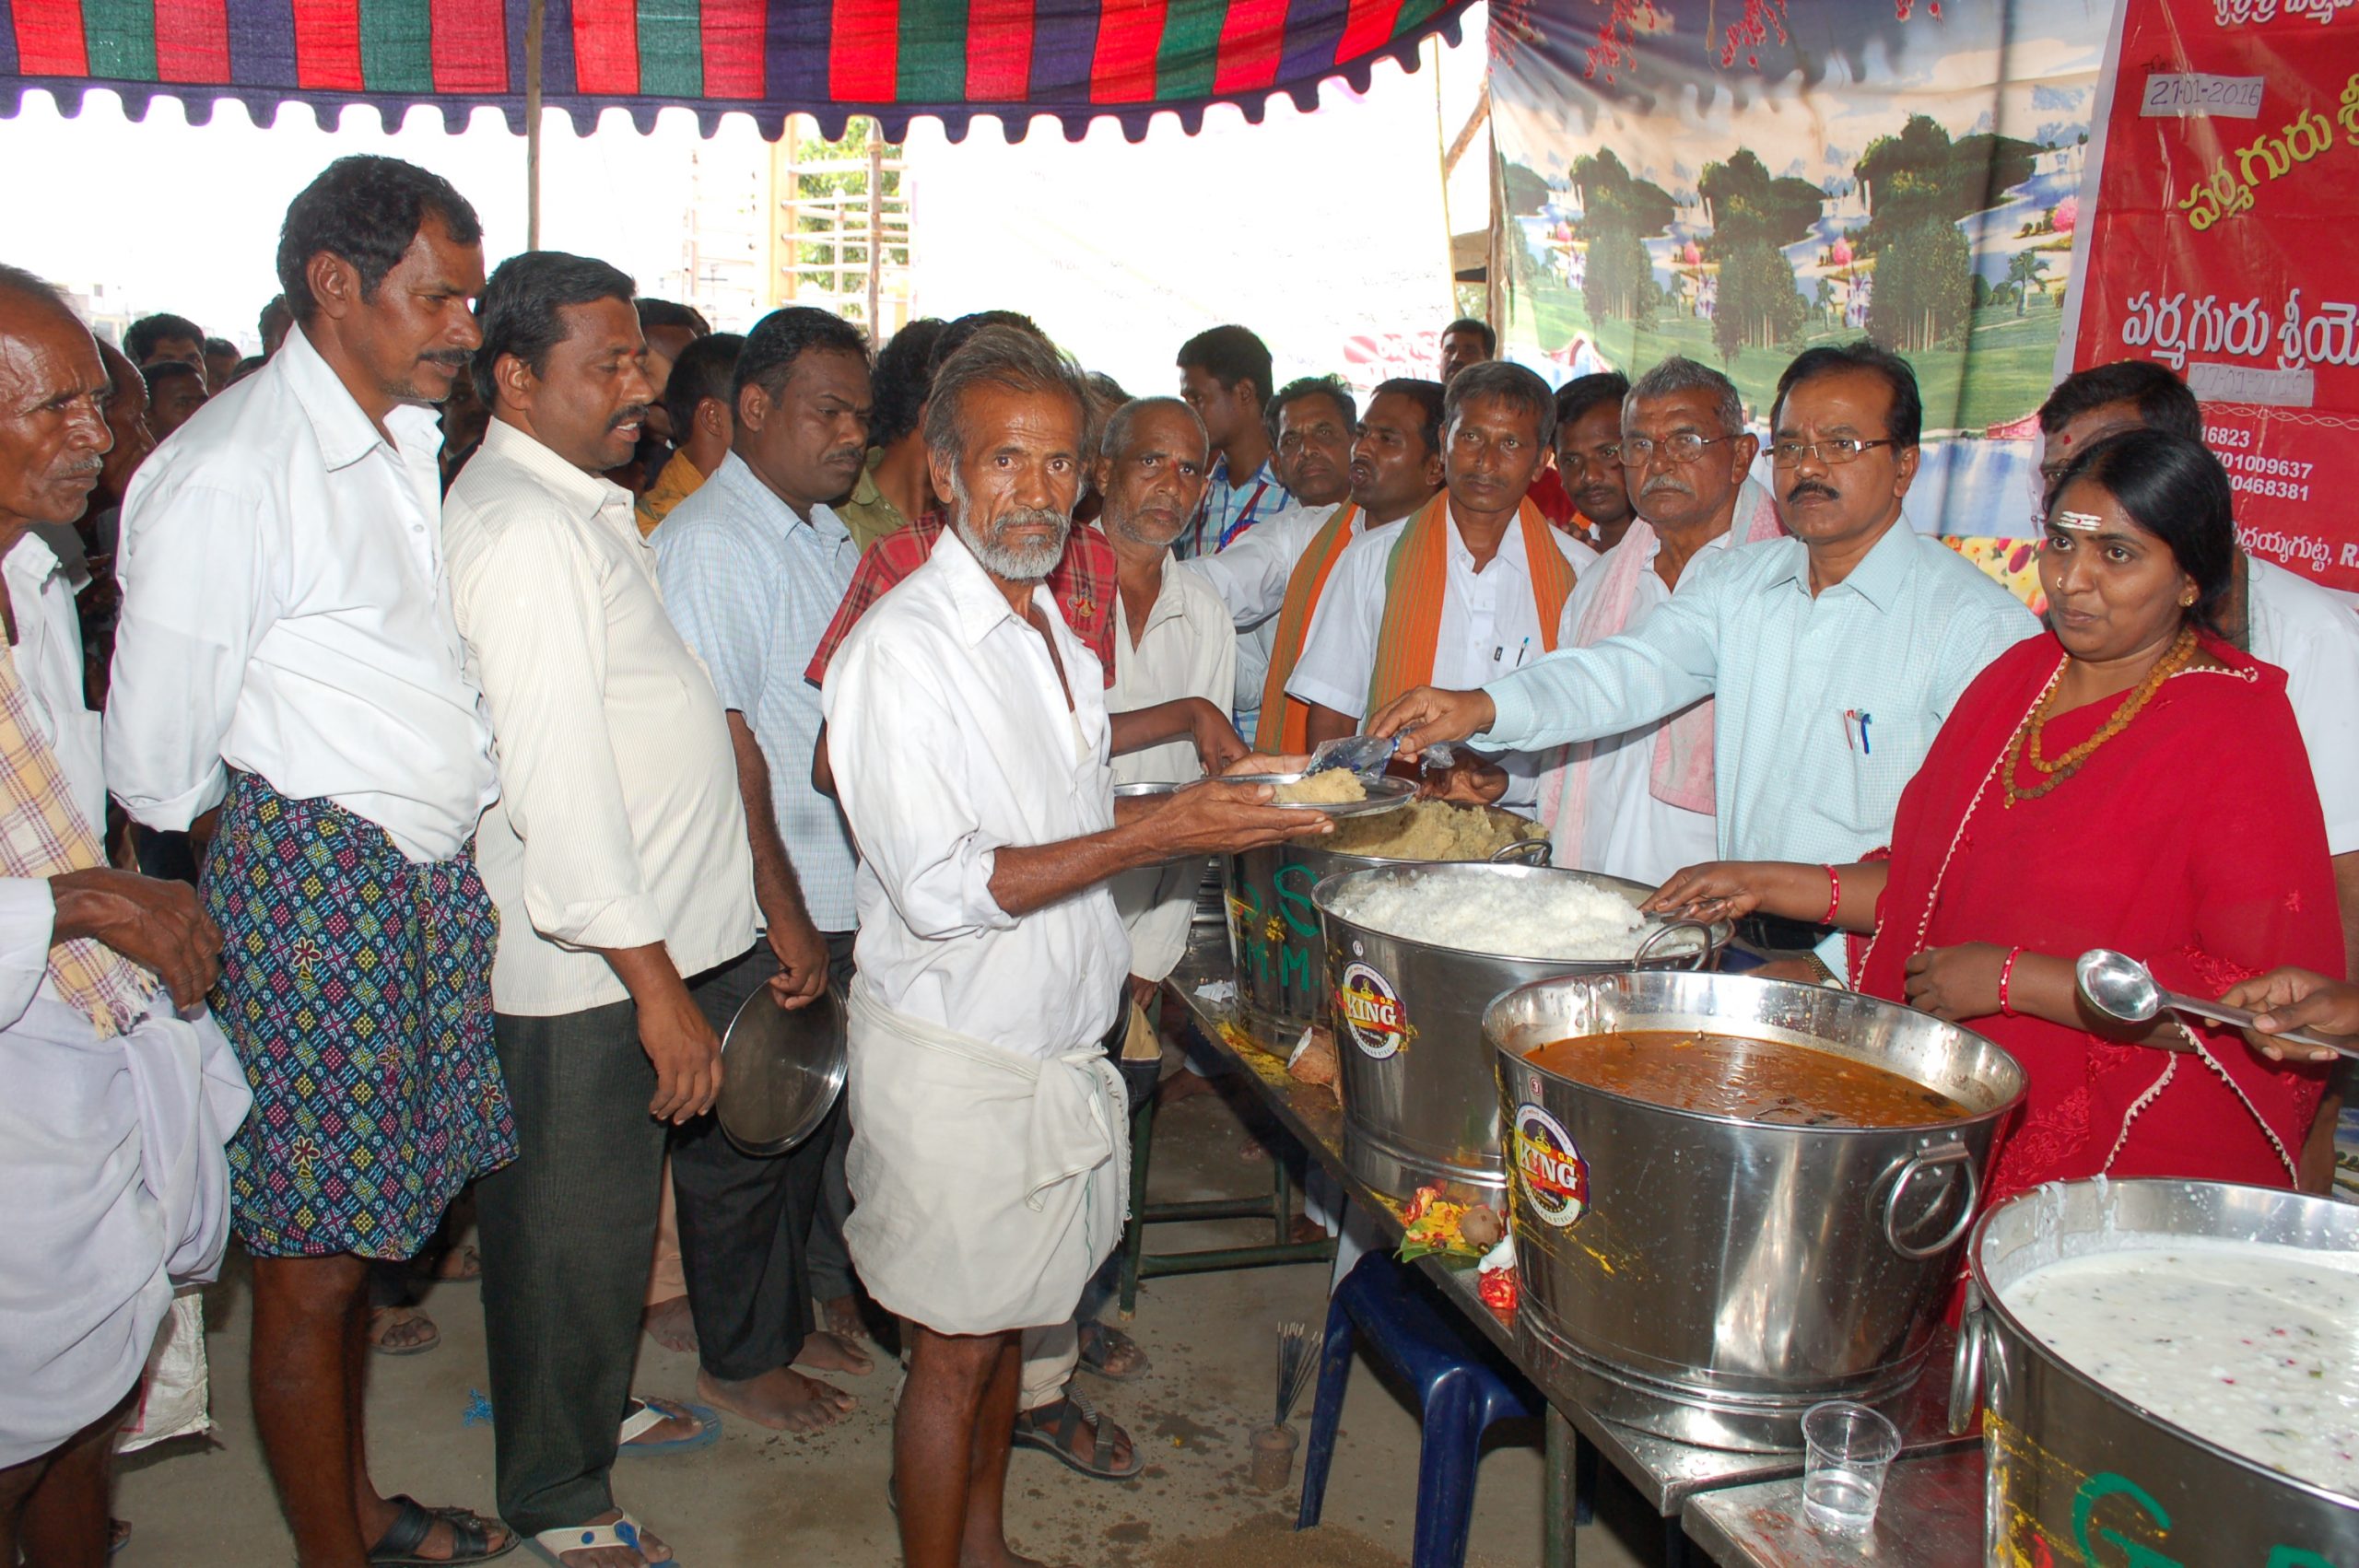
{"left": 1485, "top": 969, "right": 2025, "bottom": 1453}
{"left": 1221, "top": 802, "right": 1544, "bottom": 1047}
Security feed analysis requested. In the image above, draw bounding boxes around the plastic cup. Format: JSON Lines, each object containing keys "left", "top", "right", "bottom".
{"left": 1801, "top": 1399, "right": 1901, "bottom": 1538}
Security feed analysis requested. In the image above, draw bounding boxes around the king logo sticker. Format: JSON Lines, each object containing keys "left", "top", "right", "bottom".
{"left": 1513, "top": 1104, "right": 1589, "bottom": 1227}
{"left": 1336, "top": 961, "right": 1408, "bottom": 1059}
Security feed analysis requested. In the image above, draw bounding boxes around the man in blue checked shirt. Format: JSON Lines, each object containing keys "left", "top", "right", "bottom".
{"left": 652, "top": 305, "right": 879, "bottom": 1434}
{"left": 1175, "top": 324, "right": 1291, "bottom": 558}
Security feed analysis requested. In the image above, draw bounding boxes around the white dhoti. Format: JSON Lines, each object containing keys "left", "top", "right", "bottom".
{"left": 843, "top": 987, "right": 1129, "bottom": 1337}
{"left": 0, "top": 1002, "right": 249, "bottom": 1467}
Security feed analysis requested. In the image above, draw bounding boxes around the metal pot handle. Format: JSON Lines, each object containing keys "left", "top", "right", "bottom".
{"left": 1947, "top": 1284, "right": 1986, "bottom": 1435}
{"left": 1489, "top": 837, "right": 1553, "bottom": 866}
{"left": 1882, "top": 1141, "right": 1978, "bottom": 1261}
{"left": 1635, "top": 917, "right": 1715, "bottom": 971}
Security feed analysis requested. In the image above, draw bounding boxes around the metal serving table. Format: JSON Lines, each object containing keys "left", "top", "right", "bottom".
{"left": 1681, "top": 1449, "right": 1985, "bottom": 1568}
{"left": 1159, "top": 928, "right": 1980, "bottom": 1568}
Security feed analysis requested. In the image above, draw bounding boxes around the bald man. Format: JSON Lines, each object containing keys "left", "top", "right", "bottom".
{"left": 0, "top": 263, "right": 248, "bottom": 1568}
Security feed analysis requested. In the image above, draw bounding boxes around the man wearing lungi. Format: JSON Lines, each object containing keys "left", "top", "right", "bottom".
{"left": 105, "top": 158, "right": 519, "bottom": 1568}
{"left": 0, "top": 266, "right": 250, "bottom": 1568}
{"left": 823, "top": 327, "right": 1330, "bottom": 1568}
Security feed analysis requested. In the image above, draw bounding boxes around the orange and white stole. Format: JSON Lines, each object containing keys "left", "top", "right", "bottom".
{"left": 0, "top": 638, "right": 153, "bottom": 1036}
{"left": 1539, "top": 478, "right": 1785, "bottom": 860}
{"left": 1363, "top": 494, "right": 1579, "bottom": 719}
{"left": 1253, "top": 504, "right": 1361, "bottom": 755}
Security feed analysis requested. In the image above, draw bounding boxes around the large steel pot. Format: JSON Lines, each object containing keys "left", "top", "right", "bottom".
{"left": 1222, "top": 806, "right": 1542, "bottom": 1044}
{"left": 1954, "top": 1177, "right": 2359, "bottom": 1565}
{"left": 1312, "top": 862, "right": 1725, "bottom": 1204}
{"left": 1487, "top": 970, "right": 2025, "bottom": 1452}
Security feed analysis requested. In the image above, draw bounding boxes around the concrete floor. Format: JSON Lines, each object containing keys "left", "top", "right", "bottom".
{"left": 111, "top": 1082, "right": 1670, "bottom": 1567}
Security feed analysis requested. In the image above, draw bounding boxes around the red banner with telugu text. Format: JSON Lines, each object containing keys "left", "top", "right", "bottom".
{"left": 2071, "top": 0, "right": 2359, "bottom": 593}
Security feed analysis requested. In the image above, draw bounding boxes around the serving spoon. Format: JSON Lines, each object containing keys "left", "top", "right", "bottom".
{"left": 2074, "top": 948, "right": 2359, "bottom": 1061}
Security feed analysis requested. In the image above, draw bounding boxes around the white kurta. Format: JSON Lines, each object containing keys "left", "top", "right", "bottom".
{"left": 1108, "top": 556, "right": 1237, "bottom": 984}
{"left": 1286, "top": 505, "right": 1597, "bottom": 808}
{"left": 1546, "top": 528, "right": 1740, "bottom": 885}
{"left": 2248, "top": 556, "right": 2359, "bottom": 857}
{"left": 0, "top": 535, "right": 249, "bottom": 1469}
{"left": 824, "top": 528, "right": 1129, "bottom": 1060}
{"left": 1186, "top": 499, "right": 1341, "bottom": 723}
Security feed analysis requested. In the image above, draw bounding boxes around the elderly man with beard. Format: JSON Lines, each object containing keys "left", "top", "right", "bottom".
{"left": 1538, "top": 357, "right": 1784, "bottom": 885}
{"left": 447, "top": 253, "right": 757, "bottom": 1568}
{"left": 824, "top": 329, "right": 1330, "bottom": 1568}
{"left": 0, "top": 265, "right": 248, "bottom": 1568}
{"left": 1372, "top": 342, "right": 2037, "bottom": 976}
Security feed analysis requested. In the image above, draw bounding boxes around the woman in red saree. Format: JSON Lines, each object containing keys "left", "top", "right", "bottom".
{"left": 1651, "top": 428, "right": 2342, "bottom": 1207}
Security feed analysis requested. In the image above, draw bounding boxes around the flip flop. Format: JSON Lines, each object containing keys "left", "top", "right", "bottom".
{"left": 366, "top": 1305, "right": 440, "bottom": 1357}
{"left": 1011, "top": 1387, "right": 1143, "bottom": 1481}
{"left": 1075, "top": 1320, "right": 1151, "bottom": 1382}
{"left": 616, "top": 1396, "right": 722, "bottom": 1457}
{"left": 526, "top": 1514, "right": 674, "bottom": 1566}
{"left": 369, "top": 1495, "right": 516, "bottom": 1565}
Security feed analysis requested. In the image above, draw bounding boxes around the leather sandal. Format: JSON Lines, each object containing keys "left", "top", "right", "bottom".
{"left": 1011, "top": 1387, "right": 1144, "bottom": 1480}
{"left": 368, "top": 1494, "right": 516, "bottom": 1565}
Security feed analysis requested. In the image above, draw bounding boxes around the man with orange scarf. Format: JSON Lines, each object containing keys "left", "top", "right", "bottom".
{"left": 1189, "top": 379, "right": 1447, "bottom": 754}
{"left": 1288, "top": 361, "right": 1595, "bottom": 809}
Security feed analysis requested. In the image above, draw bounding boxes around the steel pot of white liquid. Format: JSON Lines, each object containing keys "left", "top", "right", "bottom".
{"left": 1953, "top": 1176, "right": 2359, "bottom": 1565}
{"left": 1312, "top": 862, "right": 1727, "bottom": 1204}
{"left": 1488, "top": 969, "right": 2024, "bottom": 1452}
{"left": 1221, "top": 805, "right": 1546, "bottom": 1045}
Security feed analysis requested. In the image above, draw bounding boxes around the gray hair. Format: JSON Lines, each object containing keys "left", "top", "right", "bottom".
{"left": 1442, "top": 359, "right": 1556, "bottom": 450}
{"left": 0, "top": 263, "right": 73, "bottom": 316}
{"left": 1097, "top": 395, "right": 1205, "bottom": 463}
{"left": 922, "top": 325, "right": 1092, "bottom": 464}
{"left": 1625, "top": 357, "right": 1745, "bottom": 437}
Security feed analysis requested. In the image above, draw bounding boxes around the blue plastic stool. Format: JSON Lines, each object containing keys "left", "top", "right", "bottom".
{"left": 1297, "top": 1251, "right": 1543, "bottom": 1566}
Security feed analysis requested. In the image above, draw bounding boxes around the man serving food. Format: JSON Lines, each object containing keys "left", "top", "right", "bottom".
{"left": 820, "top": 327, "right": 1330, "bottom": 1568}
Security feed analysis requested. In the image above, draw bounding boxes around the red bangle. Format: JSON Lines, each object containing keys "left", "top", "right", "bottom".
{"left": 1823, "top": 865, "right": 1841, "bottom": 925}
{"left": 1999, "top": 947, "right": 2024, "bottom": 1017}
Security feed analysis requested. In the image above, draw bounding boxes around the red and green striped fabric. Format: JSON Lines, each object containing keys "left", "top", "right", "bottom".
{"left": 0, "top": 0, "right": 1467, "bottom": 139}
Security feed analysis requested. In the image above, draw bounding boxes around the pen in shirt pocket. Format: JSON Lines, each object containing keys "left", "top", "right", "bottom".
{"left": 1494, "top": 637, "right": 1532, "bottom": 671}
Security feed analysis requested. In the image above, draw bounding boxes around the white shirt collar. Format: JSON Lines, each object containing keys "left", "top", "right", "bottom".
{"left": 275, "top": 324, "right": 441, "bottom": 470}
{"left": 480, "top": 416, "right": 635, "bottom": 524}
{"left": 933, "top": 527, "right": 1056, "bottom": 650}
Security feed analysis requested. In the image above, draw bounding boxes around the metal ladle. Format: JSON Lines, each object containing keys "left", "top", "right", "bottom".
{"left": 2074, "top": 948, "right": 2359, "bottom": 1060}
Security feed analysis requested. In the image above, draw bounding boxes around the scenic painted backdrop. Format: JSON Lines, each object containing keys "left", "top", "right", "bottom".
{"left": 1487, "top": 0, "right": 2114, "bottom": 576}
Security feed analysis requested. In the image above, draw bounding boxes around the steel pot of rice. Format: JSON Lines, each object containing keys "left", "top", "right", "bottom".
{"left": 1309, "top": 861, "right": 1728, "bottom": 1204}
{"left": 1223, "top": 801, "right": 1544, "bottom": 1045}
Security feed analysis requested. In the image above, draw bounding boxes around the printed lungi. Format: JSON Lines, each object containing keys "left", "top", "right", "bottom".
{"left": 204, "top": 772, "right": 515, "bottom": 1258}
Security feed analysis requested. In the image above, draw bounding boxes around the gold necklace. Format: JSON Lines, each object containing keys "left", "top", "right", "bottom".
{"left": 2002, "top": 625, "right": 2199, "bottom": 807}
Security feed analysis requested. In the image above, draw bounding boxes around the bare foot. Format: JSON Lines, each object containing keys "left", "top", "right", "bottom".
{"left": 641, "top": 1295, "right": 697, "bottom": 1354}
{"left": 793, "top": 1328, "right": 875, "bottom": 1376}
{"left": 821, "top": 1293, "right": 865, "bottom": 1344}
{"left": 1157, "top": 1071, "right": 1217, "bottom": 1107}
{"left": 695, "top": 1365, "right": 855, "bottom": 1433}
{"left": 958, "top": 1548, "right": 1057, "bottom": 1568}
{"left": 546, "top": 1508, "right": 673, "bottom": 1567}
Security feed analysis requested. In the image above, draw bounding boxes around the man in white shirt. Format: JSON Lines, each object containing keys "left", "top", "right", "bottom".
{"left": 1290, "top": 360, "right": 1598, "bottom": 809}
{"left": 1541, "top": 357, "right": 1782, "bottom": 884}
{"left": 1189, "top": 379, "right": 1447, "bottom": 753}
{"left": 1553, "top": 371, "right": 1637, "bottom": 551}
{"left": 1203, "top": 377, "right": 1352, "bottom": 736}
{"left": 0, "top": 268, "right": 247, "bottom": 1568}
{"left": 824, "top": 327, "right": 1331, "bottom": 1568}
{"left": 447, "top": 252, "right": 758, "bottom": 1568}
{"left": 106, "top": 158, "right": 519, "bottom": 1568}
{"left": 654, "top": 305, "right": 875, "bottom": 1435}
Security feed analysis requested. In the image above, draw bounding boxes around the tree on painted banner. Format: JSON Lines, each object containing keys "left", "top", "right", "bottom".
{"left": 1696, "top": 150, "right": 1818, "bottom": 361}
{"left": 1871, "top": 221, "right": 1973, "bottom": 352}
{"left": 1569, "top": 148, "right": 1674, "bottom": 327}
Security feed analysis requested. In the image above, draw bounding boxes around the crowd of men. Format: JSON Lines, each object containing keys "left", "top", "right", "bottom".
{"left": 3, "top": 146, "right": 2358, "bottom": 1568}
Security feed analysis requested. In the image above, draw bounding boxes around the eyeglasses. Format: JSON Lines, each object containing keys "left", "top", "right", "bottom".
{"left": 1768, "top": 437, "right": 1898, "bottom": 467}
{"left": 1619, "top": 432, "right": 1731, "bottom": 465}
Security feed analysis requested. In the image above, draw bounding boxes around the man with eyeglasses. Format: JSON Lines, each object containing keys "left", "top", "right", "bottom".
{"left": 1537, "top": 357, "right": 1786, "bottom": 885}
{"left": 1552, "top": 372, "right": 1637, "bottom": 551}
{"left": 1369, "top": 341, "right": 2036, "bottom": 974}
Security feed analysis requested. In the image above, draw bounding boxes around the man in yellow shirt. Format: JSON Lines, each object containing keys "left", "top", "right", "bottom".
{"left": 635, "top": 332, "right": 743, "bottom": 537}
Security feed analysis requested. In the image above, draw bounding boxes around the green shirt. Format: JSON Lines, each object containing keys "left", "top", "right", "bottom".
{"left": 837, "top": 448, "right": 910, "bottom": 554}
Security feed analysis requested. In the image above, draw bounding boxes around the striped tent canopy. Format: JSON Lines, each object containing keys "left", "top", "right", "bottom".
{"left": 0, "top": 0, "right": 1469, "bottom": 140}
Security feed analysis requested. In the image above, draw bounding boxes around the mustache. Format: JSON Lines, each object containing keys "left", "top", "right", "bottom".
{"left": 1785, "top": 480, "right": 1838, "bottom": 504}
{"left": 993, "top": 506, "right": 1068, "bottom": 534}
{"left": 825, "top": 443, "right": 864, "bottom": 466}
{"left": 607, "top": 404, "right": 650, "bottom": 432}
{"left": 1639, "top": 475, "right": 1690, "bottom": 498}
{"left": 417, "top": 349, "right": 472, "bottom": 370}
{"left": 59, "top": 455, "right": 104, "bottom": 478}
